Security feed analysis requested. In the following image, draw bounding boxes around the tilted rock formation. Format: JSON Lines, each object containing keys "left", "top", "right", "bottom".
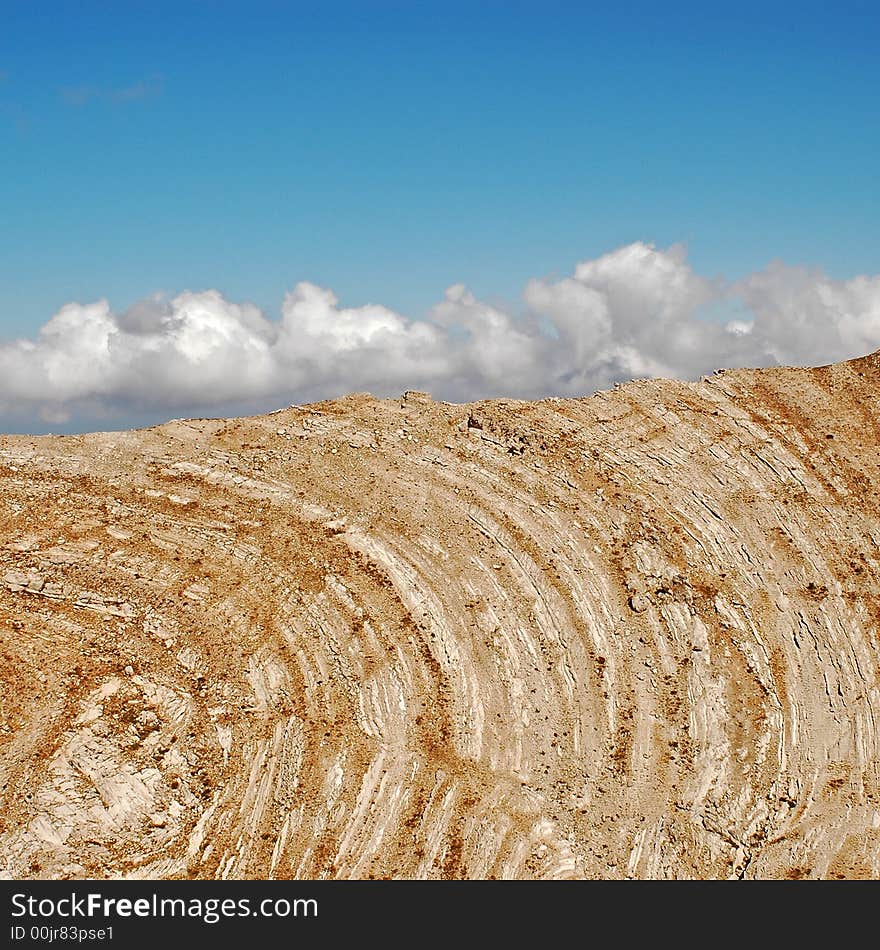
{"left": 1, "top": 350, "right": 879, "bottom": 880}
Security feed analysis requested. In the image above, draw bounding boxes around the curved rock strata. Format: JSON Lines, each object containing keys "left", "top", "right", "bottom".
{"left": 1, "top": 351, "right": 879, "bottom": 879}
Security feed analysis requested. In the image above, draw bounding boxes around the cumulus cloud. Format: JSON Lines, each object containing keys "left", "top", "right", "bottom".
{"left": 3, "top": 242, "right": 880, "bottom": 431}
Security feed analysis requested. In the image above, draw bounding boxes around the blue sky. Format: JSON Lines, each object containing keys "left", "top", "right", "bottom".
{"left": 1, "top": 2, "right": 879, "bottom": 432}
{"left": 2, "top": 0, "right": 878, "bottom": 335}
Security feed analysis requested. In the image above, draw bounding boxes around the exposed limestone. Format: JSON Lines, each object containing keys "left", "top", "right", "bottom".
{"left": 1, "top": 350, "right": 880, "bottom": 879}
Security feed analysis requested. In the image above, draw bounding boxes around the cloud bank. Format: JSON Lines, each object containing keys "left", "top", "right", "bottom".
{"left": 3, "top": 242, "right": 880, "bottom": 431}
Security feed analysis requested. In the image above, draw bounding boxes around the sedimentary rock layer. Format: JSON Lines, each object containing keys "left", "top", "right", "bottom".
{"left": 1, "top": 350, "right": 879, "bottom": 879}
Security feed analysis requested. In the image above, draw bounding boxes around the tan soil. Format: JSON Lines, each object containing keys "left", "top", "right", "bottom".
{"left": 1, "top": 350, "right": 879, "bottom": 880}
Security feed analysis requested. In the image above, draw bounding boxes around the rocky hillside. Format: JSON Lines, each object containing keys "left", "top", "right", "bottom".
{"left": 1, "top": 350, "right": 879, "bottom": 880}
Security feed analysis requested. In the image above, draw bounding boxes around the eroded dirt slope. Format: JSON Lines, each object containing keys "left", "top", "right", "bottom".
{"left": 1, "top": 351, "right": 880, "bottom": 880}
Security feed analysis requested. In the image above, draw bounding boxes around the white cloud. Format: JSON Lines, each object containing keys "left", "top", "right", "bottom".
{"left": 2, "top": 242, "right": 880, "bottom": 431}
{"left": 734, "top": 262, "right": 880, "bottom": 367}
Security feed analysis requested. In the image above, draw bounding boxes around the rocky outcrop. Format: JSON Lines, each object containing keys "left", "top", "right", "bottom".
{"left": 1, "top": 350, "right": 879, "bottom": 879}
